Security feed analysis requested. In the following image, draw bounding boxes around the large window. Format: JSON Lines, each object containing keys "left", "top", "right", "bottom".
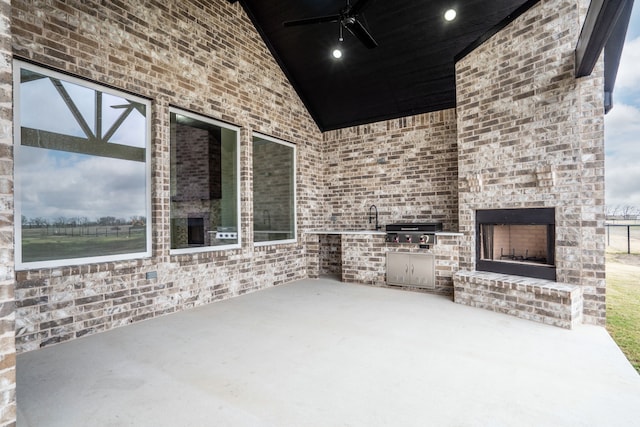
{"left": 14, "top": 61, "right": 151, "bottom": 269}
{"left": 170, "top": 109, "right": 240, "bottom": 252}
{"left": 252, "top": 133, "right": 296, "bottom": 245}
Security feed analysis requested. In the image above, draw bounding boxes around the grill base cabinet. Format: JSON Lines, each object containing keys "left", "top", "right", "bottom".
{"left": 386, "top": 252, "right": 435, "bottom": 289}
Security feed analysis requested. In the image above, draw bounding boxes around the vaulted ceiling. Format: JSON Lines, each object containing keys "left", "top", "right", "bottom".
{"left": 234, "top": 0, "right": 539, "bottom": 131}
{"left": 232, "top": 0, "right": 632, "bottom": 131}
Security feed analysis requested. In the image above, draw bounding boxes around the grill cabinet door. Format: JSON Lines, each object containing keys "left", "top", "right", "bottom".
{"left": 411, "top": 254, "right": 435, "bottom": 289}
{"left": 386, "top": 252, "right": 410, "bottom": 285}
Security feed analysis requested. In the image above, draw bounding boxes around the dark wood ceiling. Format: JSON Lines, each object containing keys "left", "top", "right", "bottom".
{"left": 236, "top": 0, "right": 539, "bottom": 131}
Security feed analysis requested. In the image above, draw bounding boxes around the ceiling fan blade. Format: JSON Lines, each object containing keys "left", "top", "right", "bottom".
{"left": 348, "top": 0, "right": 375, "bottom": 16}
{"left": 283, "top": 14, "right": 341, "bottom": 27}
{"left": 344, "top": 18, "right": 378, "bottom": 49}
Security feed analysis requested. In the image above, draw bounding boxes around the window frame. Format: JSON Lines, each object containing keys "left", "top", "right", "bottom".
{"left": 252, "top": 132, "right": 297, "bottom": 247}
{"left": 168, "top": 107, "right": 242, "bottom": 255}
{"left": 13, "top": 60, "right": 152, "bottom": 270}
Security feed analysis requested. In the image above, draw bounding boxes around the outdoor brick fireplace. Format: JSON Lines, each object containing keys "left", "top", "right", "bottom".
{"left": 476, "top": 208, "right": 556, "bottom": 281}
{"left": 455, "top": 206, "right": 583, "bottom": 329}
{"left": 453, "top": 0, "right": 606, "bottom": 327}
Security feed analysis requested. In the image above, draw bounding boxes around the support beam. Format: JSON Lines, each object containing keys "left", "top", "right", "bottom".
{"left": 604, "top": 0, "right": 634, "bottom": 112}
{"left": 21, "top": 128, "right": 145, "bottom": 162}
{"left": 575, "top": 0, "right": 631, "bottom": 78}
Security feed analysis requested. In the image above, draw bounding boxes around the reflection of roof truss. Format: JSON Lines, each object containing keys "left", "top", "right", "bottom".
{"left": 20, "top": 76, "right": 146, "bottom": 162}
{"left": 21, "top": 128, "right": 145, "bottom": 162}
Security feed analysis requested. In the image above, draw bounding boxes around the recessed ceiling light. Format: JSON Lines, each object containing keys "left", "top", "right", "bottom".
{"left": 332, "top": 48, "right": 343, "bottom": 59}
{"left": 444, "top": 9, "right": 457, "bottom": 21}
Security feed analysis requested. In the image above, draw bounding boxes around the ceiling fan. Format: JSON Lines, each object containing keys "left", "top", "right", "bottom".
{"left": 283, "top": 0, "right": 378, "bottom": 49}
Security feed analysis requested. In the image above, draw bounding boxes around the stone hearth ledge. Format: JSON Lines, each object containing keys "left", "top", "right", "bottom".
{"left": 453, "top": 270, "right": 583, "bottom": 329}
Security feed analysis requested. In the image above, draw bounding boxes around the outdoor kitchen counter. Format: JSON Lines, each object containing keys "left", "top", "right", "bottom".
{"left": 305, "top": 230, "right": 386, "bottom": 235}
{"left": 305, "top": 230, "right": 462, "bottom": 237}
{"left": 304, "top": 230, "right": 461, "bottom": 297}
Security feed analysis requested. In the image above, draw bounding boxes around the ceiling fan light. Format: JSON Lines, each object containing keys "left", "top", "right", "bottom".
{"left": 444, "top": 9, "right": 457, "bottom": 21}
{"left": 332, "top": 48, "right": 343, "bottom": 59}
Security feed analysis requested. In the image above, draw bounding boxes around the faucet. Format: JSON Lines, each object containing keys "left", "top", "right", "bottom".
{"left": 368, "top": 205, "right": 380, "bottom": 230}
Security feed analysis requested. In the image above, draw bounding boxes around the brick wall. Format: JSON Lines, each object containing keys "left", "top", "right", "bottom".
{"left": 455, "top": 0, "right": 606, "bottom": 324}
{"left": 322, "top": 110, "right": 459, "bottom": 232}
{"left": 11, "top": 0, "right": 324, "bottom": 352}
{"left": 305, "top": 233, "right": 320, "bottom": 278}
{"left": 174, "top": 124, "right": 221, "bottom": 203}
{"left": 0, "top": 0, "right": 15, "bottom": 424}
{"left": 342, "top": 235, "right": 387, "bottom": 285}
{"left": 319, "top": 235, "right": 342, "bottom": 277}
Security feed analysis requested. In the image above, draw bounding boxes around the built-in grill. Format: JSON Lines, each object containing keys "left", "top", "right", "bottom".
{"left": 385, "top": 222, "right": 443, "bottom": 245}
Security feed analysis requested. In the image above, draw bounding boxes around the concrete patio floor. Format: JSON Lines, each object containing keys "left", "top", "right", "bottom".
{"left": 16, "top": 278, "right": 640, "bottom": 427}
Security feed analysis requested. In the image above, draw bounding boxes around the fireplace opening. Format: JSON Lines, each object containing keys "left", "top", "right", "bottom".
{"left": 476, "top": 208, "right": 556, "bottom": 281}
{"left": 188, "top": 217, "right": 205, "bottom": 246}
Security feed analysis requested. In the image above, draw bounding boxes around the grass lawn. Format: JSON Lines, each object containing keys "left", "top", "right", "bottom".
{"left": 21, "top": 232, "right": 146, "bottom": 262}
{"left": 606, "top": 252, "right": 640, "bottom": 374}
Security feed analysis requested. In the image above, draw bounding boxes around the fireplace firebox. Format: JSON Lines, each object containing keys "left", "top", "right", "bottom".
{"left": 476, "top": 208, "right": 556, "bottom": 280}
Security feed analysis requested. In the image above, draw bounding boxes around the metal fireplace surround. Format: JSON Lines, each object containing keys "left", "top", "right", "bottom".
{"left": 476, "top": 208, "right": 556, "bottom": 281}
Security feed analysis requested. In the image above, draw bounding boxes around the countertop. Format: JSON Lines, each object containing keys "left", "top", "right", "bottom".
{"left": 305, "top": 230, "right": 386, "bottom": 235}
{"left": 305, "top": 230, "right": 463, "bottom": 236}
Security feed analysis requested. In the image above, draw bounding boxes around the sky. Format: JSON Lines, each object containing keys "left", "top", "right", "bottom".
{"left": 604, "top": 3, "right": 640, "bottom": 209}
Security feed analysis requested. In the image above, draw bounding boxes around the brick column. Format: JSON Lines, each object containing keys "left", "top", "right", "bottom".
{"left": 455, "top": 0, "right": 606, "bottom": 324}
{"left": 0, "top": 0, "right": 16, "bottom": 424}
